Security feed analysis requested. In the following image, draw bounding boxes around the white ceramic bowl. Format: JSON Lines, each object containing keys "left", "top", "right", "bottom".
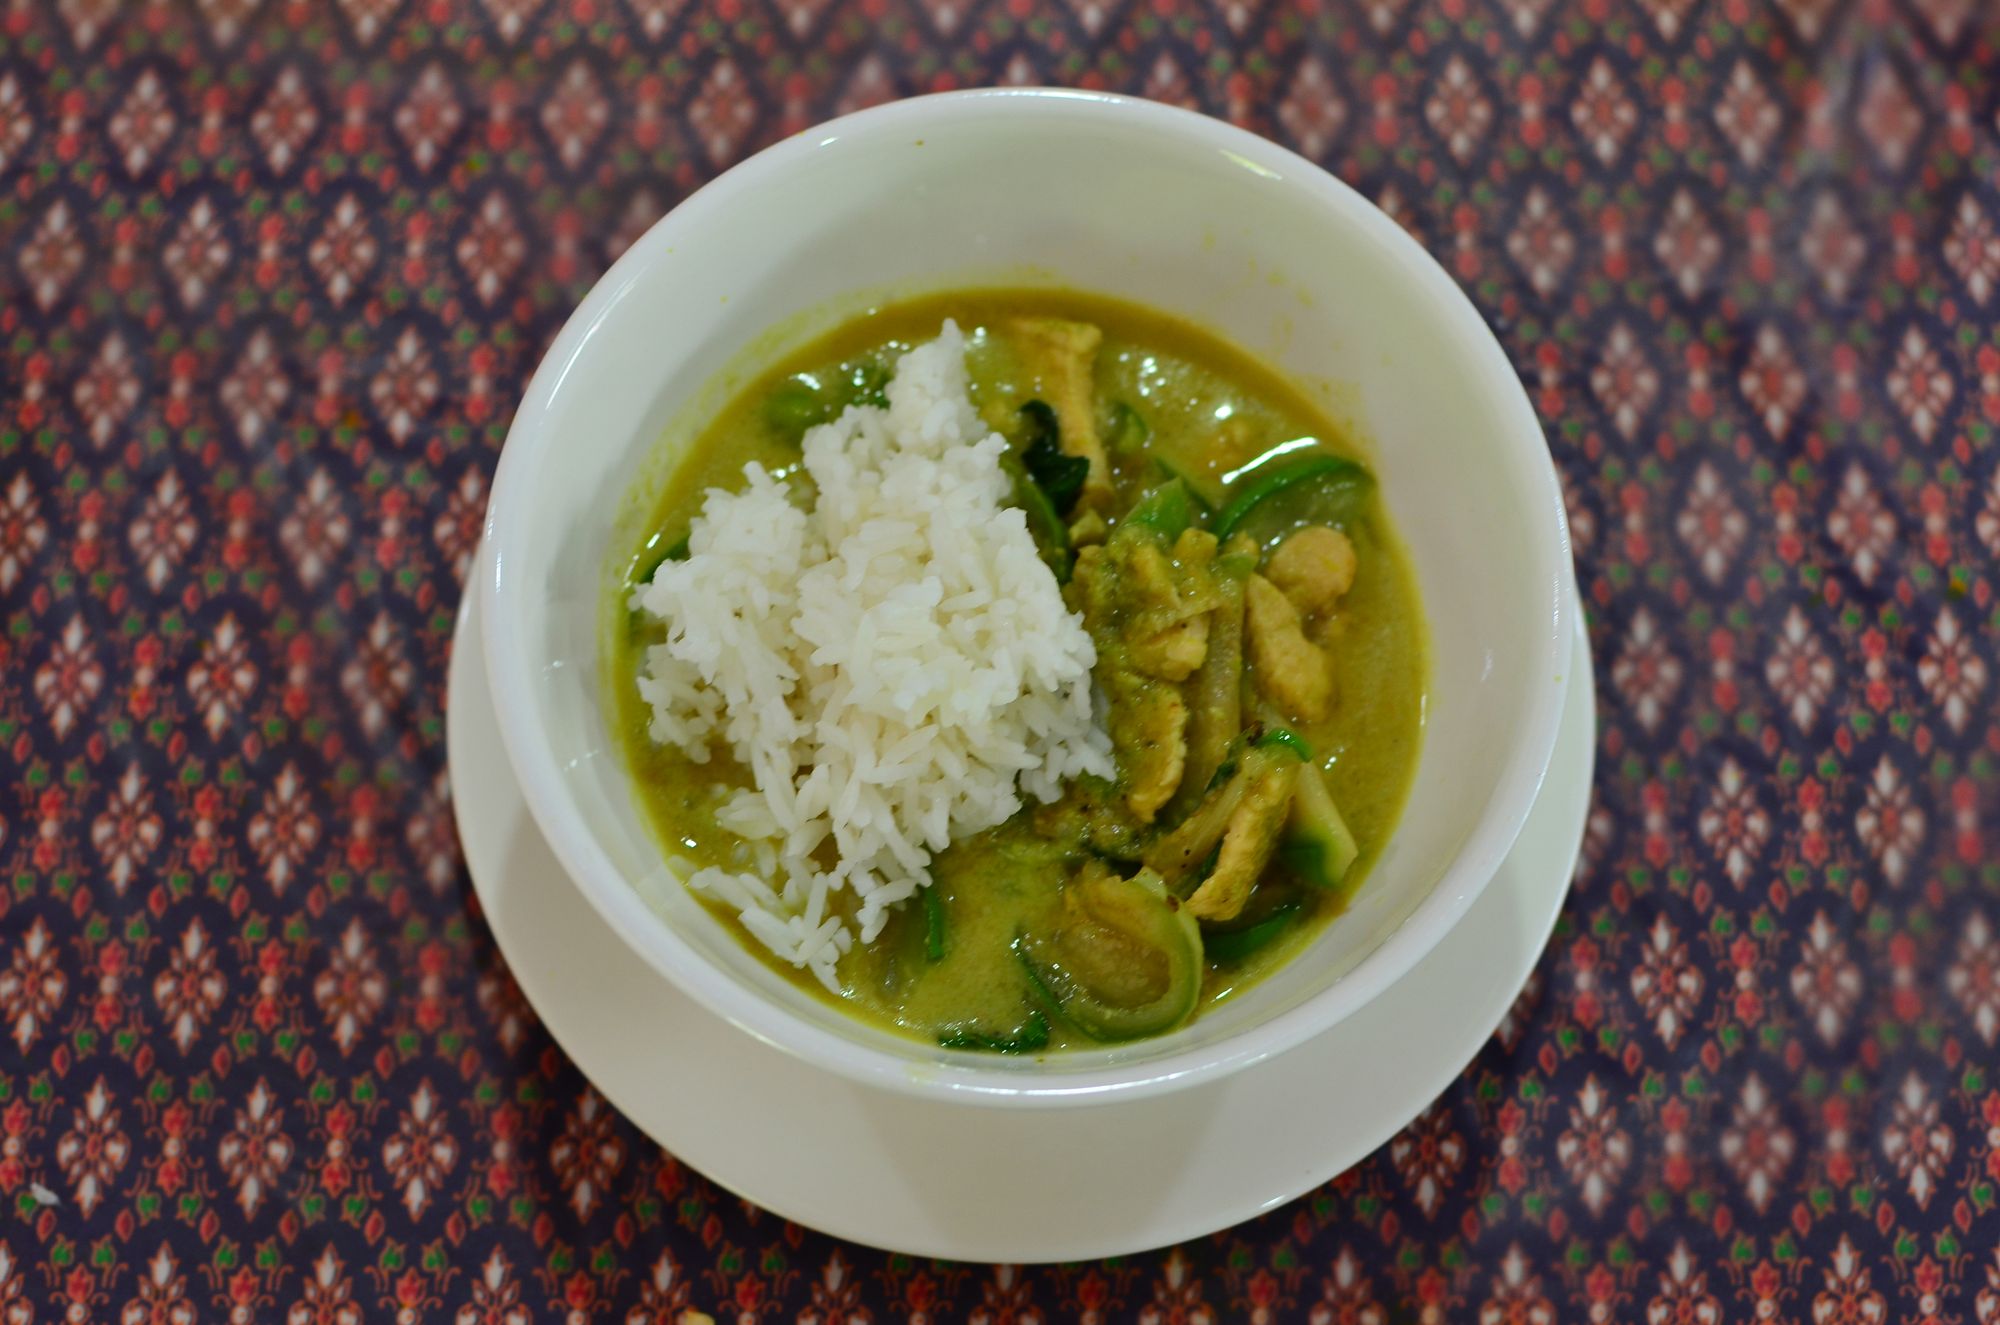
{"left": 480, "top": 88, "right": 1572, "bottom": 1106}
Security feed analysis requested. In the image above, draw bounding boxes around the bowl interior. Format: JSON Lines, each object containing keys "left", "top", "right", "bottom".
{"left": 484, "top": 90, "right": 1570, "bottom": 1100}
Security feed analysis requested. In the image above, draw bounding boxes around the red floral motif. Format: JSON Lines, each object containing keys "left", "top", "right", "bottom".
{"left": 1570, "top": 57, "right": 1635, "bottom": 165}
{"left": 1765, "top": 605, "right": 1834, "bottom": 730}
{"left": 0, "top": 71, "right": 32, "bottom": 171}
{"left": 1507, "top": 187, "right": 1573, "bottom": 298}
{"left": 289, "top": 1248, "right": 362, "bottom": 1325}
{"left": 370, "top": 328, "right": 440, "bottom": 445}
{"left": 1977, "top": 1247, "right": 2000, "bottom": 1325}
{"left": 1811, "top": 1236, "right": 1885, "bottom": 1325}
{"left": 130, "top": 470, "right": 197, "bottom": 593}
{"left": 92, "top": 764, "right": 161, "bottom": 895}
{"left": 154, "top": 918, "right": 224, "bottom": 1054}
{"left": 1610, "top": 608, "right": 1681, "bottom": 734}
{"left": 394, "top": 63, "right": 463, "bottom": 173}
{"left": 1388, "top": 1104, "right": 1464, "bottom": 1218}
{"left": 1713, "top": 61, "right": 1780, "bottom": 165}
{"left": 626, "top": 1251, "right": 695, "bottom": 1325}
{"left": 217, "top": 1079, "right": 293, "bottom": 1217}
{"left": 456, "top": 1249, "right": 530, "bottom": 1325}
{"left": 1718, "top": 1074, "right": 1791, "bottom": 1214}
{"left": 1675, "top": 462, "right": 1745, "bottom": 584}
{"left": 1739, "top": 325, "right": 1805, "bottom": 438}
{"left": 34, "top": 616, "right": 103, "bottom": 741}
{"left": 0, "top": 918, "right": 67, "bottom": 1053}
{"left": 0, "top": 473, "right": 49, "bottom": 596}
{"left": 187, "top": 614, "right": 258, "bottom": 740}
{"left": 1881, "top": 1072, "right": 1952, "bottom": 1210}
{"left": 161, "top": 195, "right": 231, "bottom": 308}
{"left": 1137, "top": 1251, "right": 1210, "bottom": 1325}
{"left": 1655, "top": 188, "right": 1720, "bottom": 298}
{"left": 1827, "top": 465, "right": 1894, "bottom": 586}
{"left": 220, "top": 327, "right": 292, "bottom": 446}
{"left": 688, "top": 59, "right": 758, "bottom": 166}
{"left": 1697, "top": 758, "right": 1767, "bottom": 887}
{"left": 252, "top": 66, "right": 319, "bottom": 174}
{"left": 550, "top": 1088, "right": 627, "bottom": 1221}
{"left": 457, "top": 192, "right": 527, "bottom": 307}
{"left": 107, "top": 68, "right": 176, "bottom": 176}
{"left": 1589, "top": 323, "right": 1658, "bottom": 439}
{"left": 341, "top": 612, "right": 415, "bottom": 739}
{"left": 1856, "top": 756, "right": 1924, "bottom": 886}
{"left": 1918, "top": 606, "right": 1986, "bottom": 734}
{"left": 1948, "top": 914, "right": 2000, "bottom": 1046}
{"left": 1424, "top": 56, "right": 1491, "bottom": 164}
{"left": 1310, "top": 1248, "right": 1383, "bottom": 1325}
{"left": 1887, "top": 327, "right": 1953, "bottom": 441}
{"left": 1643, "top": 1241, "right": 1718, "bottom": 1324}
{"left": 1800, "top": 193, "right": 1864, "bottom": 301}
{"left": 125, "top": 1245, "right": 196, "bottom": 1325}
{"left": 1630, "top": 914, "right": 1700, "bottom": 1048}
{"left": 542, "top": 61, "right": 611, "bottom": 173}
{"left": 74, "top": 332, "right": 141, "bottom": 448}
{"left": 54, "top": 1078, "right": 129, "bottom": 1217}
{"left": 309, "top": 194, "right": 379, "bottom": 307}
{"left": 280, "top": 468, "right": 352, "bottom": 589}
{"left": 18, "top": 198, "right": 84, "bottom": 311}
{"left": 1791, "top": 911, "right": 1862, "bottom": 1045}
{"left": 1477, "top": 1246, "right": 1552, "bottom": 1325}
{"left": 798, "top": 1251, "right": 870, "bottom": 1325}
{"left": 248, "top": 763, "right": 322, "bottom": 894}
{"left": 1276, "top": 57, "right": 1344, "bottom": 160}
{"left": 1555, "top": 1076, "right": 1628, "bottom": 1217}
{"left": 382, "top": 1081, "right": 457, "bottom": 1218}
{"left": 1946, "top": 193, "right": 2000, "bottom": 305}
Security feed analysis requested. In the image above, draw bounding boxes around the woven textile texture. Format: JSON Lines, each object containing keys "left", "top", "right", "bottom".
{"left": 3, "top": 0, "right": 2000, "bottom": 1319}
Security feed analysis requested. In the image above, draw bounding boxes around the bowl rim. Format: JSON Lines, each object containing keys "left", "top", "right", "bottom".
{"left": 480, "top": 86, "right": 1574, "bottom": 1107}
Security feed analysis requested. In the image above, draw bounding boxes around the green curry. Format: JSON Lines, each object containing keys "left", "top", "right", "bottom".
{"left": 610, "top": 290, "right": 1426, "bottom": 1051}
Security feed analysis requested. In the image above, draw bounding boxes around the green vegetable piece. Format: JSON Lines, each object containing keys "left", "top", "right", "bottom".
{"left": 1150, "top": 456, "right": 1218, "bottom": 517}
{"left": 846, "top": 359, "right": 892, "bottom": 409}
{"left": 1253, "top": 727, "right": 1314, "bottom": 762}
{"left": 1017, "top": 868, "right": 1203, "bottom": 1041}
{"left": 763, "top": 378, "right": 833, "bottom": 442}
{"left": 1203, "top": 901, "right": 1303, "bottom": 963}
{"left": 921, "top": 886, "right": 947, "bottom": 962}
{"left": 1283, "top": 761, "right": 1360, "bottom": 890}
{"left": 631, "top": 531, "right": 691, "bottom": 586}
{"left": 1019, "top": 400, "right": 1090, "bottom": 517}
{"left": 1214, "top": 453, "right": 1373, "bottom": 547}
{"left": 938, "top": 1010, "right": 1050, "bottom": 1054}
{"left": 1000, "top": 452, "right": 1073, "bottom": 583}
{"left": 1107, "top": 400, "right": 1150, "bottom": 453}
{"left": 1122, "top": 478, "right": 1197, "bottom": 541}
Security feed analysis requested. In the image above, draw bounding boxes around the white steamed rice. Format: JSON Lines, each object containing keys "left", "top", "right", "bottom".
{"left": 632, "top": 323, "right": 1111, "bottom": 991}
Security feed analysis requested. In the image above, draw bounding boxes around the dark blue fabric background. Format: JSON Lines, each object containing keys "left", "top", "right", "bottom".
{"left": 2, "top": 0, "right": 1998, "bottom": 1318}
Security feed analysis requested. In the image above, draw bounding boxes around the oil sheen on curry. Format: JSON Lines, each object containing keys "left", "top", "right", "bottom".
{"left": 610, "top": 290, "right": 1426, "bottom": 1053}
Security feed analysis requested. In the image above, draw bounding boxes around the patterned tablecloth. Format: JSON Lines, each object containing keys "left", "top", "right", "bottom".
{"left": 4, "top": 0, "right": 2000, "bottom": 1318}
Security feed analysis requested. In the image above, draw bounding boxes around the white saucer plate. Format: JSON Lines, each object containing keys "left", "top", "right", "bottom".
{"left": 448, "top": 590, "right": 1594, "bottom": 1262}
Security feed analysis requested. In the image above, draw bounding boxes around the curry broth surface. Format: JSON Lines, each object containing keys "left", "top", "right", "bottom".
{"left": 608, "top": 289, "right": 1427, "bottom": 1049}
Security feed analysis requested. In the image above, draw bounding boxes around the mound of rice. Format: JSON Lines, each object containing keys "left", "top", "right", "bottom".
{"left": 633, "top": 323, "right": 1111, "bottom": 990}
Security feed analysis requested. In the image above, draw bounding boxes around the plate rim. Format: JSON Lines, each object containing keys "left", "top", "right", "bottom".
{"left": 448, "top": 585, "right": 1595, "bottom": 1260}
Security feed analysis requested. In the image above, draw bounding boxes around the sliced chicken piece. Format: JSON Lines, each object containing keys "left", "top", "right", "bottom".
{"left": 1115, "top": 680, "right": 1187, "bottom": 824}
{"left": 1006, "top": 316, "right": 1111, "bottom": 508}
{"left": 1265, "top": 525, "right": 1357, "bottom": 617}
{"left": 1068, "top": 508, "right": 1108, "bottom": 548}
{"left": 1245, "top": 573, "right": 1334, "bottom": 721}
{"left": 1130, "top": 612, "right": 1209, "bottom": 682}
{"left": 1184, "top": 760, "right": 1298, "bottom": 923}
